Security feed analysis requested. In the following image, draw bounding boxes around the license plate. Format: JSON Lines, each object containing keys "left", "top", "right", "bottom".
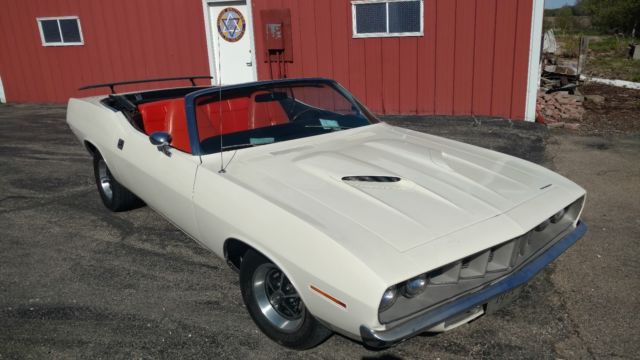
{"left": 485, "top": 285, "right": 524, "bottom": 314}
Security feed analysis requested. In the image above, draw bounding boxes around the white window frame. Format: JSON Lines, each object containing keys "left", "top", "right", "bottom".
{"left": 351, "top": 0, "right": 423, "bottom": 38}
{"left": 36, "top": 16, "right": 84, "bottom": 47}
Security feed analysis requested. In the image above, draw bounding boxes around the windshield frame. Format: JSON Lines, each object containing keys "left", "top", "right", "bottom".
{"left": 184, "top": 78, "right": 378, "bottom": 156}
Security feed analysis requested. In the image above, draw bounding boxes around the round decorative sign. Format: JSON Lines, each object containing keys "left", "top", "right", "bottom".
{"left": 217, "top": 7, "right": 246, "bottom": 42}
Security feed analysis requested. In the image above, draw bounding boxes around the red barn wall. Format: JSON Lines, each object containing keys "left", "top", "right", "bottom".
{"left": 0, "top": 0, "right": 210, "bottom": 103}
{"left": 252, "top": 0, "right": 534, "bottom": 119}
{"left": 0, "top": 0, "right": 535, "bottom": 120}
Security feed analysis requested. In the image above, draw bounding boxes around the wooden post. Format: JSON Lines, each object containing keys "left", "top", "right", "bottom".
{"left": 577, "top": 36, "right": 589, "bottom": 75}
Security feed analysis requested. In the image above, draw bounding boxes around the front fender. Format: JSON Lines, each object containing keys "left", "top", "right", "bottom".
{"left": 192, "top": 162, "right": 387, "bottom": 338}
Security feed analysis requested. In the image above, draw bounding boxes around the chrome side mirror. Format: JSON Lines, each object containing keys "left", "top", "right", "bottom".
{"left": 149, "top": 132, "right": 172, "bottom": 156}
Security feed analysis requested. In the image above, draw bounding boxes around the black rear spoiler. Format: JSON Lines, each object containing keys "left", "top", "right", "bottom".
{"left": 78, "top": 76, "right": 213, "bottom": 94}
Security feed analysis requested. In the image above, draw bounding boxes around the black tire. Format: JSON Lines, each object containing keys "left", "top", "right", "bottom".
{"left": 240, "top": 249, "right": 332, "bottom": 349}
{"left": 93, "top": 153, "right": 143, "bottom": 212}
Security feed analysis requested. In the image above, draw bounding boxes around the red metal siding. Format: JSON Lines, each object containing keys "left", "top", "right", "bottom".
{"left": 453, "top": 0, "right": 476, "bottom": 115}
{"left": 398, "top": 38, "right": 418, "bottom": 114}
{"left": 434, "top": 0, "right": 456, "bottom": 115}
{"left": 253, "top": 0, "right": 534, "bottom": 119}
{"left": 0, "top": 0, "right": 210, "bottom": 103}
{"left": 417, "top": 0, "right": 437, "bottom": 114}
{"left": 472, "top": 0, "right": 497, "bottom": 116}
{"left": 0, "top": 0, "right": 534, "bottom": 120}
{"left": 492, "top": 0, "right": 519, "bottom": 118}
{"left": 511, "top": 0, "right": 535, "bottom": 119}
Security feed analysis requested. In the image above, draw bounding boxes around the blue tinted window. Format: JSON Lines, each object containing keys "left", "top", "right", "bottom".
{"left": 354, "top": 1, "right": 422, "bottom": 36}
{"left": 60, "top": 19, "right": 81, "bottom": 43}
{"left": 41, "top": 20, "right": 61, "bottom": 43}
{"left": 355, "top": 3, "right": 386, "bottom": 33}
{"left": 389, "top": 1, "right": 421, "bottom": 33}
{"left": 39, "top": 18, "right": 82, "bottom": 45}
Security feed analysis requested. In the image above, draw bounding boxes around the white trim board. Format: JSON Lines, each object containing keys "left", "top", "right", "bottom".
{"left": 524, "top": 0, "right": 544, "bottom": 122}
{"left": 0, "top": 75, "right": 6, "bottom": 103}
{"left": 580, "top": 75, "right": 640, "bottom": 90}
{"left": 201, "top": 0, "right": 258, "bottom": 86}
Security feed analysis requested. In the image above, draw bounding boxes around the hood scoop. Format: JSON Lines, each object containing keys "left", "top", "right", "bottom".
{"left": 342, "top": 176, "right": 402, "bottom": 183}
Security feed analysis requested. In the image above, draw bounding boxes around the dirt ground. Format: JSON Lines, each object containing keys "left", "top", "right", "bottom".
{"left": 0, "top": 104, "right": 638, "bottom": 359}
{"left": 545, "top": 133, "right": 640, "bottom": 359}
{"left": 578, "top": 83, "right": 640, "bottom": 134}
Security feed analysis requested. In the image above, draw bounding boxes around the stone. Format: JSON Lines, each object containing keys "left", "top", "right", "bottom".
{"left": 585, "top": 95, "right": 605, "bottom": 105}
{"left": 547, "top": 122, "right": 565, "bottom": 128}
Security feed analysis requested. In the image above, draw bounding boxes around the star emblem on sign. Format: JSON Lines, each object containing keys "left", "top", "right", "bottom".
{"left": 222, "top": 12, "right": 240, "bottom": 37}
{"left": 217, "top": 7, "right": 246, "bottom": 42}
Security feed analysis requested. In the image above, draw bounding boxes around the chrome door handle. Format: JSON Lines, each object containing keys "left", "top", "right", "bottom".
{"left": 246, "top": 61, "right": 252, "bottom": 66}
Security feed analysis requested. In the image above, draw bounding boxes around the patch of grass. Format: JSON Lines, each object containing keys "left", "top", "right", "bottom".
{"left": 588, "top": 36, "right": 630, "bottom": 56}
{"left": 554, "top": 33, "right": 640, "bottom": 82}
{"left": 587, "top": 57, "right": 640, "bottom": 82}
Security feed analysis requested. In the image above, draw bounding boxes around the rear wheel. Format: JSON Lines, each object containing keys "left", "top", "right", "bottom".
{"left": 240, "top": 249, "right": 332, "bottom": 349}
{"left": 93, "top": 153, "right": 142, "bottom": 212}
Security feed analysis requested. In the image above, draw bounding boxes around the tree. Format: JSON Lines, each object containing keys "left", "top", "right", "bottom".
{"left": 578, "top": 0, "right": 640, "bottom": 34}
{"left": 555, "top": 6, "right": 577, "bottom": 32}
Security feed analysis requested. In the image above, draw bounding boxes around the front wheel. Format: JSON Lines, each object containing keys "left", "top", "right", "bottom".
{"left": 240, "top": 250, "right": 332, "bottom": 349}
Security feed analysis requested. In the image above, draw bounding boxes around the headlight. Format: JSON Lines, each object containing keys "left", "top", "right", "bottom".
{"left": 379, "top": 286, "right": 398, "bottom": 312}
{"left": 402, "top": 274, "right": 428, "bottom": 298}
{"left": 550, "top": 208, "right": 566, "bottom": 223}
{"left": 535, "top": 219, "right": 550, "bottom": 232}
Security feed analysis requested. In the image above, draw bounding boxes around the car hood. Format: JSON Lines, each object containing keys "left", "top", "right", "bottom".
{"left": 216, "top": 123, "right": 573, "bottom": 256}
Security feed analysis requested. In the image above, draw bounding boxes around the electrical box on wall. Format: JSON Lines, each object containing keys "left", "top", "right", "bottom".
{"left": 260, "top": 9, "right": 293, "bottom": 62}
{"left": 265, "top": 23, "right": 284, "bottom": 51}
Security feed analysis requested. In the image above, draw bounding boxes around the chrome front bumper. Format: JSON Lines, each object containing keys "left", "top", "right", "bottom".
{"left": 360, "top": 221, "right": 588, "bottom": 348}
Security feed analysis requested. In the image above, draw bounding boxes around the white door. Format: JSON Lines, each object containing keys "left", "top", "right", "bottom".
{"left": 209, "top": 1, "right": 255, "bottom": 85}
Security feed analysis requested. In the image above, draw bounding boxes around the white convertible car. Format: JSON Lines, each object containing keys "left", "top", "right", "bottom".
{"left": 67, "top": 77, "right": 587, "bottom": 349}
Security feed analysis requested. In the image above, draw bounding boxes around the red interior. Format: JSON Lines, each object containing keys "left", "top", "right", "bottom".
{"left": 137, "top": 93, "right": 289, "bottom": 153}
{"left": 138, "top": 98, "right": 192, "bottom": 153}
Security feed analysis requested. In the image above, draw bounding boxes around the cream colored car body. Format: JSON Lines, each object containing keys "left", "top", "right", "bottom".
{"left": 67, "top": 94, "right": 586, "bottom": 343}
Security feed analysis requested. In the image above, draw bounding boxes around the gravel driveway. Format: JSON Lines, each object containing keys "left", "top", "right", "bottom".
{"left": 1, "top": 104, "right": 637, "bottom": 359}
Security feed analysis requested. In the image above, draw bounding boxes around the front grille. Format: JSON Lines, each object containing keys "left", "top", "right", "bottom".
{"left": 424, "top": 229, "right": 550, "bottom": 286}
{"left": 379, "top": 196, "right": 585, "bottom": 324}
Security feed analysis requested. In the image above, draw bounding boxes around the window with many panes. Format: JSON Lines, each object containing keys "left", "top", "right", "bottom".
{"left": 37, "top": 17, "right": 83, "bottom": 46}
{"left": 352, "top": 0, "right": 423, "bottom": 38}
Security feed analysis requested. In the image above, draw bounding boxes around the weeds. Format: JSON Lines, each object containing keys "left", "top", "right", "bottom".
{"left": 589, "top": 36, "right": 633, "bottom": 56}
{"left": 588, "top": 57, "right": 640, "bottom": 82}
{"left": 555, "top": 34, "right": 640, "bottom": 82}
{"left": 561, "top": 35, "right": 581, "bottom": 57}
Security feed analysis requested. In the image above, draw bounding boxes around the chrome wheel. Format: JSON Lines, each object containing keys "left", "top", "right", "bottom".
{"left": 252, "top": 263, "right": 304, "bottom": 332}
{"left": 97, "top": 159, "right": 113, "bottom": 201}
{"left": 240, "top": 249, "right": 333, "bottom": 348}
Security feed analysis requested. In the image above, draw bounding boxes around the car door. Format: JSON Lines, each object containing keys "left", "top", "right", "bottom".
{"left": 111, "top": 119, "right": 201, "bottom": 240}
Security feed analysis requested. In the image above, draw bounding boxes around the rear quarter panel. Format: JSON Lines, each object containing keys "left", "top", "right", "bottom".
{"left": 67, "top": 98, "right": 126, "bottom": 176}
{"left": 66, "top": 97, "right": 144, "bottom": 188}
